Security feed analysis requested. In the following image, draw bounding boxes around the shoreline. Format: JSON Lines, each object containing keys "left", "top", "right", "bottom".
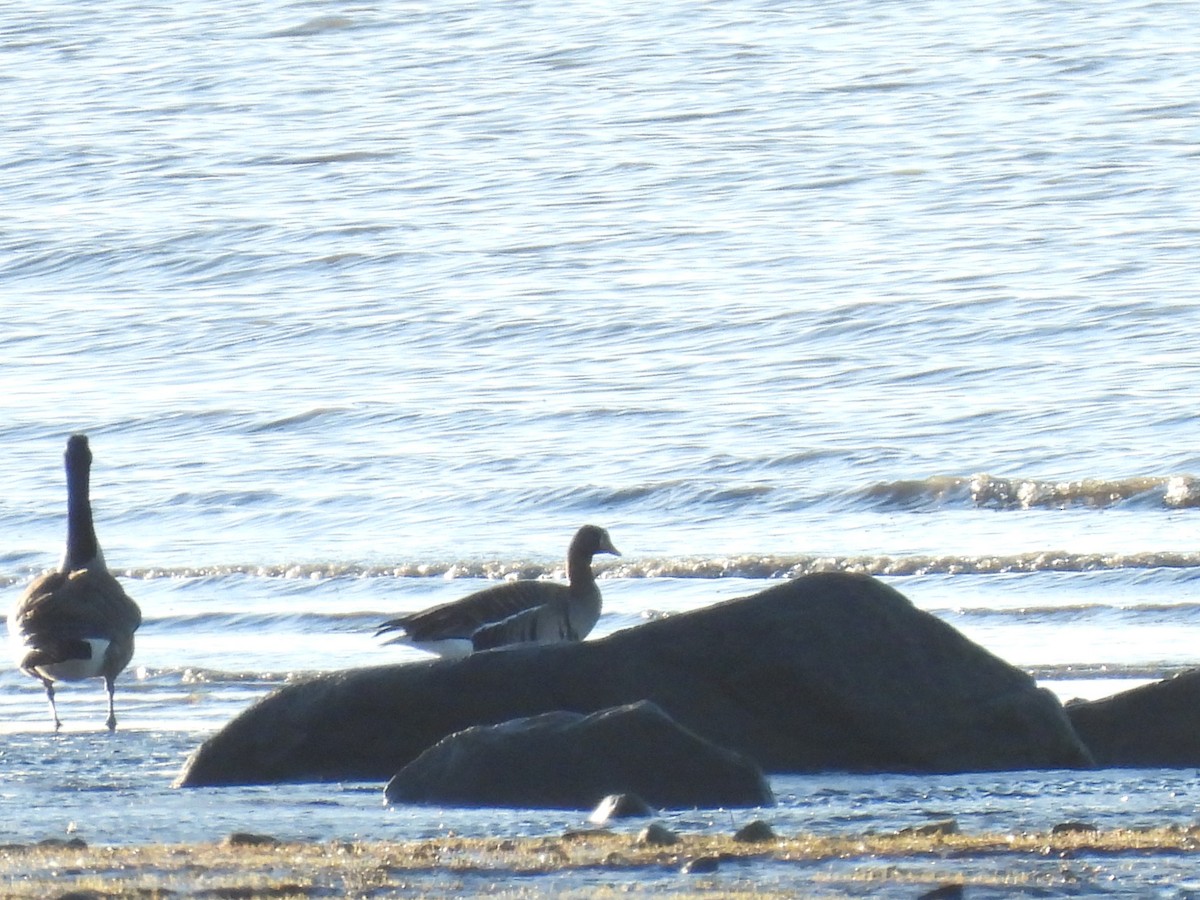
{"left": 4, "top": 825, "right": 1199, "bottom": 898}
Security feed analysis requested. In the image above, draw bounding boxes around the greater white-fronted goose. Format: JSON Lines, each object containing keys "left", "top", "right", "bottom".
{"left": 9, "top": 435, "right": 142, "bottom": 731}
{"left": 377, "top": 524, "right": 620, "bottom": 657}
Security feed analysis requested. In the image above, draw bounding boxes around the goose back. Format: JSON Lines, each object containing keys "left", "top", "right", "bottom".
{"left": 385, "top": 579, "right": 567, "bottom": 643}
{"left": 12, "top": 566, "right": 142, "bottom": 680}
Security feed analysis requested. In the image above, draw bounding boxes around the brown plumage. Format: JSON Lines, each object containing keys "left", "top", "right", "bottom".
{"left": 376, "top": 525, "right": 620, "bottom": 657}
{"left": 9, "top": 435, "right": 142, "bottom": 731}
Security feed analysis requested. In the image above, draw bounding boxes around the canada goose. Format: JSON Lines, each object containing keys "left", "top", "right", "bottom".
{"left": 8, "top": 435, "right": 142, "bottom": 731}
{"left": 377, "top": 524, "right": 620, "bottom": 657}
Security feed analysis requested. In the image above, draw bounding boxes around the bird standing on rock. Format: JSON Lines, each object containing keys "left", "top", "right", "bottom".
{"left": 9, "top": 435, "right": 142, "bottom": 731}
{"left": 377, "top": 524, "right": 620, "bottom": 657}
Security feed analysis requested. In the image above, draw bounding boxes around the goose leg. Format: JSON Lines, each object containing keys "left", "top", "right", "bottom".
{"left": 40, "top": 677, "right": 62, "bottom": 732}
{"left": 104, "top": 675, "right": 117, "bottom": 732}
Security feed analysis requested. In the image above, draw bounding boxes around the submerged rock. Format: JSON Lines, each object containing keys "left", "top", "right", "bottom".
{"left": 176, "top": 572, "right": 1092, "bottom": 786}
{"left": 1065, "top": 669, "right": 1200, "bottom": 767}
{"left": 384, "top": 701, "right": 773, "bottom": 810}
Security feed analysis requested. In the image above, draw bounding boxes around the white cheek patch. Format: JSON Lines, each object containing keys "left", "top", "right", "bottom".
{"left": 34, "top": 638, "right": 110, "bottom": 683}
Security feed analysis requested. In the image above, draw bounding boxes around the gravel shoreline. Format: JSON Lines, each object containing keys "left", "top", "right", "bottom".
{"left": 4, "top": 824, "right": 1200, "bottom": 898}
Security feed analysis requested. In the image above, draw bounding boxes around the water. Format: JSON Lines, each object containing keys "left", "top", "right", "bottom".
{"left": 2, "top": 0, "right": 1199, "bottom": 883}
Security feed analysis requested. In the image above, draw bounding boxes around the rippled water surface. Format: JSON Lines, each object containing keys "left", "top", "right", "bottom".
{"left": 2, "top": 1, "right": 1199, "bottom": 885}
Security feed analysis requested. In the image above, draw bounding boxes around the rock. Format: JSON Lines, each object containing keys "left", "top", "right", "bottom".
{"left": 681, "top": 855, "right": 721, "bottom": 874}
{"left": 1065, "top": 670, "right": 1200, "bottom": 767}
{"left": 176, "top": 573, "right": 1092, "bottom": 786}
{"left": 732, "top": 820, "right": 777, "bottom": 843}
{"left": 587, "top": 791, "right": 657, "bottom": 823}
{"left": 383, "top": 701, "right": 772, "bottom": 810}
{"left": 917, "top": 885, "right": 963, "bottom": 900}
{"left": 637, "top": 823, "right": 680, "bottom": 846}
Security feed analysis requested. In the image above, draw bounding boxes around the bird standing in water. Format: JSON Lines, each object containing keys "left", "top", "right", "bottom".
{"left": 9, "top": 435, "right": 142, "bottom": 731}
{"left": 377, "top": 524, "right": 620, "bottom": 657}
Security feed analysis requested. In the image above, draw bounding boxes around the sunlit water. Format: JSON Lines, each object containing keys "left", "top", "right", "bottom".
{"left": 2, "top": 2, "right": 1199, "bottom": 889}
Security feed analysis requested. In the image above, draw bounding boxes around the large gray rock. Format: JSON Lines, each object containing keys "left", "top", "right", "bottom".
{"left": 1065, "top": 670, "right": 1200, "bottom": 767}
{"left": 176, "top": 572, "right": 1092, "bottom": 786}
{"left": 383, "top": 700, "right": 774, "bottom": 809}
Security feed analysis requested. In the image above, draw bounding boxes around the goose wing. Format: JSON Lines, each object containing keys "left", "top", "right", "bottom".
{"left": 471, "top": 593, "right": 577, "bottom": 651}
{"left": 12, "top": 568, "right": 142, "bottom": 643}
{"left": 377, "top": 580, "right": 565, "bottom": 643}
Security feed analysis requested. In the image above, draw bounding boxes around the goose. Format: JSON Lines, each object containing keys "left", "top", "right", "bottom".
{"left": 377, "top": 524, "right": 620, "bottom": 657}
{"left": 8, "top": 435, "right": 142, "bottom": 731}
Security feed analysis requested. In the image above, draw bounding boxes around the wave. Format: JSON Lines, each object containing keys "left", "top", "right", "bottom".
{"left": 858, "top": 473, "right": 1200, "bottom": 510}
{"left": 487, "top": 473, "right": 1200, "bottom": 516}
{"left": 1028, "top": 662, "right": 1194, "bottom": 683}
{"left": 266, "top": 16, "right": 355, "bottom": 39}
{"left": 617, "top": 551, "right": 1200, "bottom": 578}
{"left": 132, "top": 600, "right": 1200, "bottom": 634}
{"left": 134, "top": 666, "right": 300, "bottom": 685}
{"left": 0, "top": 550, "right": 1178, "bottom": 585}
{"left": 941, "top": 601, "right": 1200, "bottom": 622}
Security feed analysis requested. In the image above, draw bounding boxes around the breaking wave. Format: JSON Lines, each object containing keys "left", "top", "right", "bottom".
{"left": 859, "top": 473, "right": 1200, "bottom": 510}
{"left": 76, "top": 549, "right": 1200, "bottom": 581}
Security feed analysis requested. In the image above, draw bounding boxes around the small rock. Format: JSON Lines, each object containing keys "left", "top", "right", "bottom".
{"left": 588, "top": 793, "right": 654, "bottom": 824}
{"left": 637, "top": 823, "right": 680, "bottom": 846}
{"left": 681, "top": 855, "right": 720, "bottom": 874}
{"left": 732, "top": 820, "right": 776, "bottom": 843}
{"left": 224, "top": 832, "right": 281, "bottom": 847}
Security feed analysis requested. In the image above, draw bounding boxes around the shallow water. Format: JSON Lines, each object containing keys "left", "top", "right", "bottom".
{"left": 4, "top": 719, "right": 1200, "bottom": 849}
{"left": 2, "top": 0, "right": 1199, "bottom": 885}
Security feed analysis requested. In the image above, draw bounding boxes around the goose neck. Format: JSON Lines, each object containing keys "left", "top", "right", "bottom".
{"left": 62, "top": 446, "right": 101, "bottom": 571}
{"left": 566, "top": 552, "right": 597, "bottom": 591}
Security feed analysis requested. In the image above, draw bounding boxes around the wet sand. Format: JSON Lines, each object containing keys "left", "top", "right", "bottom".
{"left": 4, "top": 825, "right": 1199, "bottom": 898}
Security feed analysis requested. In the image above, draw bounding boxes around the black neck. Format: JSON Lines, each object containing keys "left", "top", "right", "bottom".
{"left": 63, "top": 441, "right": 100, "bottom": 570}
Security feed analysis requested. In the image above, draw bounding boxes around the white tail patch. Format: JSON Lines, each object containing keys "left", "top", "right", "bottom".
{"left": 381, "top": 634, "right": 475, "bottom": 659}
{"left": 34, "top": 638, "right": 110, "bottom": 683}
